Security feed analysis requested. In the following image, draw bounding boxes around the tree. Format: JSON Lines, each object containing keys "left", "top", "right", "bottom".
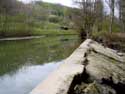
{"left": 0, "top": 0, "right": 18, "bottom": 14}
{"left": 72, "top": 0, "right": 104, "bottom": 39}
{"left": 105, "top": 0, "right": 115, "bottom": 32}
{"left": 118, "top": 0, "right": 125, "bottom": 32}
{"left": 0, "top": 0, "right": 17, "bottom": 36}
{"left": 94, "top": 0, "right": 104, "bottom": 32}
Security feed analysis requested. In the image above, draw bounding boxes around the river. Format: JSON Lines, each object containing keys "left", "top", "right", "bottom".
{"left": 0, "top": 35, "right": 80, "bottom": 94}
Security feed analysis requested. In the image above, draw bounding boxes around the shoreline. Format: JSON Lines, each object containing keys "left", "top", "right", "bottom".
{"left": 0, "top": 34, "right": 78, "bottom": 41}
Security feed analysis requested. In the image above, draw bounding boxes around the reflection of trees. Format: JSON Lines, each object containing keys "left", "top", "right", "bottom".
{"left": 0, "top": 36, "right": 79, "bottom": 76}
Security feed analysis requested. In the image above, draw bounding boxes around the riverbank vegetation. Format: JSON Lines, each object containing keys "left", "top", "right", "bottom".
{"left": 71, "top": 0, "right": 125, "bottom": 51}
{"left": 0, "top": 0, "right": 125, "bottom": 51}
{"left": 0, "top": 0, "right": 77, "bottom": 38}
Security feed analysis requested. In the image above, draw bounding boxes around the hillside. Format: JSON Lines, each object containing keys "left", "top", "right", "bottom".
{"left": 0, "top": 0, "right": 75, "bottom": 37}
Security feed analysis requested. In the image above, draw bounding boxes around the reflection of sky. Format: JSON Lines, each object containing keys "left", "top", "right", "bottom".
{"left": 0, "top": 61, "right": 62, "bottom": 94}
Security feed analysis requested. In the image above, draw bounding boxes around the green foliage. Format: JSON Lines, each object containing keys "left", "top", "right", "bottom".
{"left": 0, "top": 14, "right": 34, "bottom": 37}
{"left": 32, "top": 28, "right": 77, "bottom": 35}
{"left": 44, "top": 22, "right": 60, "bottom": 29}
{"left": 0, "top": 0, "right": 73, "bottom": 37}
{"left": 48, "top": 15, "right": 63, "bottom": 23}
{"left": 0, "top": 35, "right": 79, "bottom": 75}
{"left": 93, "top": 19, "right": 121, "bottom": 34}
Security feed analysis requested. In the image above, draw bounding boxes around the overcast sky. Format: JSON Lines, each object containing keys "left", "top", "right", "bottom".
{"left": 19, "top": 0, "right": 74, "bottom": 7}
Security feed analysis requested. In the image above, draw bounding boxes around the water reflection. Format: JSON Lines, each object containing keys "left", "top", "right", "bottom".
{"left": 0, "top": 36, "right": 80, "bottom": 76}
{"left": 0, "top": 61, "right": 62, "bottom": 94}
{"left": 0, "top": 35, "right": 80, "bottom": 94}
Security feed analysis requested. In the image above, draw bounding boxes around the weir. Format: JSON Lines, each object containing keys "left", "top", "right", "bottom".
{"left": 30, "top": 39, "right": 125, "bottom": 94}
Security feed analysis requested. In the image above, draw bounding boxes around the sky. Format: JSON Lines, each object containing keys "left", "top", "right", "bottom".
{"left": 19, "top": 0, "right": 74, "bottom": 7}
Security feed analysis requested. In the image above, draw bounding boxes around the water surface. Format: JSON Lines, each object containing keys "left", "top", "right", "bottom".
{"left": 0, "top": 35, "right": 80, "bottom": 94}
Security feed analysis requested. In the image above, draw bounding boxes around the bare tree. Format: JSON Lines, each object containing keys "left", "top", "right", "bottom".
{"left": 105, "top": 0, "right": 115, "bottom": 32}
{"left": 118, "top": 0, "right": 125, "bottom": 32}
{"left": 72, "top": 0, "right": 104, "bottom": 39}
{"left": 94, "top": 0, "right": 104, "bottom": 32}
{"left": 0, "top": 0, "right": 18, "bottom": 14}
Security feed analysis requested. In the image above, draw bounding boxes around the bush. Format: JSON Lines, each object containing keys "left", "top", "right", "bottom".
{"left": 48, "top": 15, "right": 62, "bottom": 23}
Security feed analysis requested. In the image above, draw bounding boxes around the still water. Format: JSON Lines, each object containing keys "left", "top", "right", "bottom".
{"left": 0, "top": 35, "right": 80, "bottom": 94}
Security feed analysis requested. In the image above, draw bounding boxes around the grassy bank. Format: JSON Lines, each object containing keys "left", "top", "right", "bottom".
{"left": 0, "top": 28, "right": 78, "bottom": 38}
{"left": 0, "top": 14, "right": 77, "bottom": 38}
{"left": 0, "top": 1, "right": 75, "bottom": 38}
{"left": 32, "top": 29, "right": 78, "bottom": 36}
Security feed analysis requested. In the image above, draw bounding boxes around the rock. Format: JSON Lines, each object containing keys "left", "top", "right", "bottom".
{"left": 117, "top": 52, "right": 124, "bottom": 56}
{"left": 69, "top": 39, "right": 125, "bottom": 94}
{"left": 74, "top": 81, "right": 116, "bottom": 94}
{"left": 30, "top": 39, "right": 125, "bottom": 94}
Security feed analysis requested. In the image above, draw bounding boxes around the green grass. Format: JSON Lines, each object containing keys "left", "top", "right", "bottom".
{"left": 0, "top": 27, "right": 78, "bottom": 38}
{"left": 32, "top": 28, "right": 78, "bottom": 35}
{"left": 0, "top": 14, "right": 77, "bottom": 38}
